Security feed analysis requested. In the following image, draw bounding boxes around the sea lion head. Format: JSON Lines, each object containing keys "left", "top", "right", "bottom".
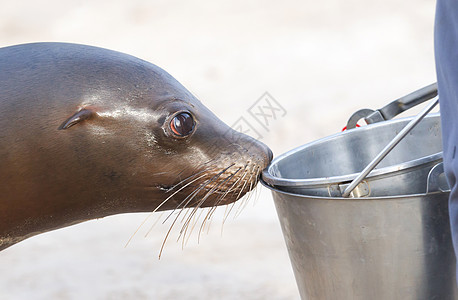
{"left": 0, "top": 43, "right": 272, "bottom": 249}
{"left": 52, "top": 43, "right": 273, "bottom": 214}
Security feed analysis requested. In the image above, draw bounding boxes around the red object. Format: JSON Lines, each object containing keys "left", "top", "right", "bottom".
{"left": 341, "top": 124, "right": 361, "bottom": 131}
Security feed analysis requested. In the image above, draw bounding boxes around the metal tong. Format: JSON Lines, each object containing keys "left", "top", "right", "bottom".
{"left": 342, "top": 83, "right": 439, "bottom": 198}
{"left": 345, "top": 83, "right": 437, "bottom": 129}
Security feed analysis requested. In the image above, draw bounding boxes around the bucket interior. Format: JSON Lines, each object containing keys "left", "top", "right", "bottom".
{"left": 267, "top": 114, "right": 442, "bottom": 183}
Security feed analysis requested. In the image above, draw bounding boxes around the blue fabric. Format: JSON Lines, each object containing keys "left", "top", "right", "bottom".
{"left": 435, "top": 0, "right": 458, "bottom": 281}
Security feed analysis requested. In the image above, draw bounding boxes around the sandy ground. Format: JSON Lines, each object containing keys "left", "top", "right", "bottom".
{"left": 0, "top": 0, "right": 437, "bottom": 299}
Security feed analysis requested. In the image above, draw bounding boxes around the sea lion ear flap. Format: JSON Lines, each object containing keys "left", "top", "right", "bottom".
{"left": 58, "top": 109, "right": 95, "bottom": 130}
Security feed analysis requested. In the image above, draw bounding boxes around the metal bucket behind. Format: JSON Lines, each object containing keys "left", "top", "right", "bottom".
{"left": 262, "top": 114, "right": 458, "bottom": 299}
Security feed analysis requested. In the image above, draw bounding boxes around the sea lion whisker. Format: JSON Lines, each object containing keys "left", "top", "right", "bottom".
{"left": 198, "top": 207, "right": 213, "bottom": 243}
{"left": 197, "top": 205, "right": 219, "bottom": 244}
{"left": 161, "top": 179, "right": 210, "bottom": 225}
{"left": 177, "top": 200, "right": 207, "bottom": 244}
{"left": 198, "top": 207, "right": 213, "bottom": 244}
{"left": 234, "top": 168, "right": 257, "bottom": 219}
{"left": 158, "top": 181, "right": 212, "bottom": 258}
{"left": 206, "top": 208, "right": 216, "bottom": 235}
{"left": 223, "top": 181, "right": 249, "bottom": 222}
{"left": 218, "top": 170, "right": 248, "bottom": 234}
{"left": 179, "top": 163, "right": 235, "bottom": 209}
{"left": 125, "top": 171, "right": 210, "bottom": 247}
{"left": 223, "top": 201, "right": 238, "bottom": 228}
{"left": 177, "top": 185, "right": 210, "bottom": 236}
{"left": 181, "top": 205, "right": 204, "bottom": 245}
{"left": 183, "top": 165, "right": 238, "bottom": 218}
{"left": 253, "top": 184, "right": 261, "bottom": 206}
{"left": 251, "top": 166, "right": 263, "bottom": 206}
{"left": 176, "top": 165, "right": 231, "bottom": 226}
{"left": 144, "top": 212, "right": 165, "bottom": 238}
{"left": 206, "top": 167, "right": 242, "bottom": 210}
{"left": 179, "top": 200, "right": 207, "bottom": 244}
{"left": 183, "top": 206, "right": 206, "bottom": 248}
{"left": 203, "top": 168, "right": 243, "bottom": 227}
{"left": 159, "top": 198, "right": 208, "bottom": 259}
{"left": 177, "top": 207, "right": 194, "bottom": 248}
{"left": 176, "top": 206, "right": 193, "bottom": 241}
{"left": 242, "top": 172, "right": 257, "bottom": 209}
{"left": 243, "top": 190, "right": 255, "bottom": 212}
{"left": 216, "top": 167, "right": 244, "bottom": 202}
{"left": 155, "top": 172, "right": 210, "bottom": 215}
{"left": 162, "top": 181, "right": 209, "bottom": 240}
{"left": 251, "top": 184, "right": 260, "bottom": 206}
{"left": 127, "top": 171, "right": 211, "bottom": 248}
{"left": 159, "top": 165, "right": 234, "bottom": 256}
{"left": 177, "top": 163, "right": 240, "bottom": 244}
{"left": 221, "top": 204, "right": 231, "bottom": 235}
{"left": 178, "top": 163, "right": 236, "bottom": 213}
{"left": 125, "top": 213, "right": 152, "bottom": 248}
{"left": 223, "top": 168, "right": 251, "bottom": 224}
{"left": 177, "top": 177, "right": 218, "bottom": 225}
{"left": 178, "top": 166, "right": 240, "bottom": 243}
{"left": 194, "top": 206, "right": 216, "bottom": 240}
{"left": 158, "top": 210, "right": 182, "bottom": 259}
{"left": 166, "top": 167, "right": 213, "bottom": 193}
{"left": 150, "top": 171, "right": 169, "bottom": 176}
{"left": 178, "top": 204, "right": 194, "bottom": 227}
{"left": 161, "top": 167, "right": 227, "bottom": 224}
{"left": 184, "top": 167, "right": 242, "bottom": 242}
{"left": 233, "top": 192, "right": 251, "bottom": 220}
{"left": 163, "top": 163, "right": 234, "bottom": 225}
{"left": 175, "top": 207, "right": 196, "bottom": 249}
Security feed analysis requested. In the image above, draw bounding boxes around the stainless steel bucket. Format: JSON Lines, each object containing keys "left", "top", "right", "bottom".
{"left": 262, "top": 113, "right": 458, "bottom": 299}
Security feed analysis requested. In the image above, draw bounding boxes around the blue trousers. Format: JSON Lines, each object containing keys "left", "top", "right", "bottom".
{"left": 435, "top": 0, "right": 458, "bottom": 281}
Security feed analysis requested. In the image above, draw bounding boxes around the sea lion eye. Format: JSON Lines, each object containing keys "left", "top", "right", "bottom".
{"left": 170, "top": 112, "right": 195, "bottom": 137}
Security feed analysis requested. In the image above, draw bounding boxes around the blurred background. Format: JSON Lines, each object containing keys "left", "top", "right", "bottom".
{"left": 0, "top": 0, "right": 437, "bottom": 299}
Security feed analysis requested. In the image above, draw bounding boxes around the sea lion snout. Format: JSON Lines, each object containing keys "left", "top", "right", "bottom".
{"left": 196, "top": 127, "right": 273, "bottom": 206}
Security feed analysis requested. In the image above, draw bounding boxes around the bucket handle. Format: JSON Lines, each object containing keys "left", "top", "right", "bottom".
{"left": 427, "top": 162, "right": 450, "bottom": 193}
{"left": 342, "top": 97, "right": 439, "bottom": 198}
{"left": 346, "top": 83, "right": 437, "bottom": 129}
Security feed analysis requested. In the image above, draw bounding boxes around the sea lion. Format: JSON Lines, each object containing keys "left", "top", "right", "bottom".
{"left": 0, "top": 42, "right": 272, "bottom": 250}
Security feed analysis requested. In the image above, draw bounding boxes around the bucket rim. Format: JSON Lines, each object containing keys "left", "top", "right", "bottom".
{"left": 262, "top": 113, "right": 441, "bottom": 188}
{"left": 260, "top": 177, "right": 449, "bottom": 200}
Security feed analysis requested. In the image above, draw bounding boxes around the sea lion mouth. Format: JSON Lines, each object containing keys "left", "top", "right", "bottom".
{"left": 154, "top": 162, "right": 263, "bottom": 213}
{"left": 146, "top": 161, "right": 265, "bottom": 257}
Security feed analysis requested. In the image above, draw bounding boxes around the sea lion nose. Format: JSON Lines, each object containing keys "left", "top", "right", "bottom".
{"left": 253, "top": 141, "right": 273, "bottom": 168}
{"left": 267, "top": 147, "right": 273, "bottom": 162}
